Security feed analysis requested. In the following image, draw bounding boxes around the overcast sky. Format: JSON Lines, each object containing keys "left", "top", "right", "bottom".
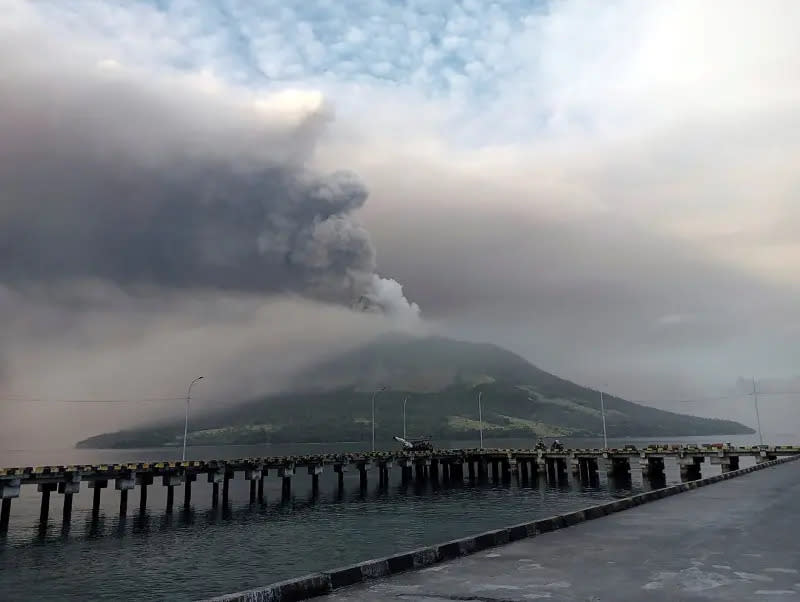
{"left": 1, "top": 0, "right": 799, "bottom": 448}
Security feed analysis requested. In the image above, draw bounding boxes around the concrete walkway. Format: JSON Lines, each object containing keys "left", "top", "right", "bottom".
{"left": 325, "top": 461, "right": 800, "bottom": 601}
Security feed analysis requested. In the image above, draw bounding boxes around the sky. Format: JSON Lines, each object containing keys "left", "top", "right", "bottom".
{"left": 1, "top": 0, "right": 799, "bottom": 448}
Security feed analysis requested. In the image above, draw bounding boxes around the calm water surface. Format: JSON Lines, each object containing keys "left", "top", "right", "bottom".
{"left": 0, "top": 435, "right": 778, "bottom": 601}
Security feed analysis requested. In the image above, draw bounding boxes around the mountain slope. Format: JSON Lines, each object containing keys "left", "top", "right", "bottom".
{"left": 77, "top": 335, "right": 753, "bottom": 448}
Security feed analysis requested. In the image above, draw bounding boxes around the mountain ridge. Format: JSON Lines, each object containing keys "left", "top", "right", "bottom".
{"left": 76, "top": 334, "right": 754, "bottom": 448}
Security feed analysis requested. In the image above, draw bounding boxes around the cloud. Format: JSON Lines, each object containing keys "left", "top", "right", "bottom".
{"left": 2, "top": 0, "right": 800, "bottom": 442}
{"left": 0, "top": 10, "right": 419, "bottom": 319}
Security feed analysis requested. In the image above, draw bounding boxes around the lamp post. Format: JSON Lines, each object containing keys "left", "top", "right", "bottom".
{"left": 371, "top": 386, "right": 387, "bottom": 452}
{"left": 402, "top": 396, "right": 408, "bottom": 440}
{"left": 599, "top": 389, "right": 608, "bottom": 450}
{"left": 752, "top": 377, "right": 763, "bottom": 446}
{"left": 182, "top": 376, "right": 204, "bottom": 461}
{"left": 477, "top": 391, "right": 483, "bottom": 450}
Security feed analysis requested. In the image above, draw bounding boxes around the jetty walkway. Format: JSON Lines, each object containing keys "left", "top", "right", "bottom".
{"left": 2, "top": 443, "right": 797, "bottom": 533}
{"left": 324, "top": 457, "right": 800, "bottom": 601}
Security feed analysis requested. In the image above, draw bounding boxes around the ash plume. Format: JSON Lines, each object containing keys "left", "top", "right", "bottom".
{"left": 0, "top": 23, "right": 420, "bottom": 321}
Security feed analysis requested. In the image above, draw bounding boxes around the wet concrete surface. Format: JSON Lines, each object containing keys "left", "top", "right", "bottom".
{"left": 325, "top": 461, "right": 800, "bottom": 601}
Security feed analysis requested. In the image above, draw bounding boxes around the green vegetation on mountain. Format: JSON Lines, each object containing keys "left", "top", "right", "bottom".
{"left": 76, "top": 334, "right": 753, "bottom": 448}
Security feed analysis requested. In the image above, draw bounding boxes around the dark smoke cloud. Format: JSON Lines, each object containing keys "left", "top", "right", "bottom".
{"left": 0, "top": 26, "right": 419, "bottom": 320}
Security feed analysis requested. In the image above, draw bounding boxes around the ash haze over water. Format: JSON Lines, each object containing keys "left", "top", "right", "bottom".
{"left": 2, "top": 0, "right": 800, "bottom": 449}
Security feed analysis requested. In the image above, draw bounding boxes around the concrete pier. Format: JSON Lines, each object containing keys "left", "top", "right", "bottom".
{"left": 318, "top": 458, "right": 800, "bottom": 602}
{"left": 2, "top": 444, "right": 799, "bottom": 533}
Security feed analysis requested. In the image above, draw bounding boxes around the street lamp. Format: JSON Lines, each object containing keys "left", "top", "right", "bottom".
{"left": 402, "top": 396, "right": 409, "bottom": 440}
{"left": 752, "top": 377, "right": 763, "bottom": 446}
{"left": 599, "top": 388, "right": 608, "bottom": 450}
{"left": 182, "top": 376, "right": 204, "bottom": 461}
{"left": 371, "top": 385, "right": 387, "bottom": 452}
{"left": 477, "top": 390, "right": 484, "bottom": 450}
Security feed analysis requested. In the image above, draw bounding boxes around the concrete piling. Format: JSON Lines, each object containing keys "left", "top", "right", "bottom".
{"left": 166, "top": 486, "right": 175, "bottom": 512}
{"left": 358, "top": 464, "right": 368, "bottom": 490}
{"left": 222, "top": 471, "right": 232, "bottom": 506}
{"left": 137, "top": 474, "right": 152, "bottom": 513}
{"left": 0, "top": 498, "right": 11, "bottom": 532}
{"left": 114, "top": 475, "right": 136, "bottom": 518}
{"left": 279, "top": 466, "right": 293, "bottom": 500}
{"left": 38, "top": 483, "right": 56, "bottom": 523}
{"left": 163, "top": 473, "right": 184, "bottom": 512}
{"left": 520, "top": 459, "right": 530, "bottom": 483}
{"left": 58, "top": 474, "right": 80, "bottom": 524}
{"left": 0, "top": 478, "right": 20, "bottom": 532}
{"left": 308, "top": 465, "right": 322, "bottom": 496}
{"left": 679, "top": 456, "right": 704, "bottom": 481}
{"left": 208, "top": 471, "right": 223, "bottom": 508}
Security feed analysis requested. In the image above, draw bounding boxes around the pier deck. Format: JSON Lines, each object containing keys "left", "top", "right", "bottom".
{"left": 1, "top": 444, "right": 798, "bottom": 532}
{"left": 324, "top": 459, "right": 800, "bottom": 601}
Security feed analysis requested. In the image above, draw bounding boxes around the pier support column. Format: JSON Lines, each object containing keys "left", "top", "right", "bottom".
{"left": 208, "top": 471, "right": 223, "bottom": 507}
{"left": 501, "top": 459, "right": 512, "bottom": 482}
{"left": 115, "top": 476, "right": 135, "bottom": 517}
{"left": 490, "top": 459, "right": 500, "bottom": 482}
{"left": 477, "top": 457, "right": 488, "bottom": 480}
{"left": 678, "top": 456, "right": 703, "bottom": 481}
{"left": 258, "top": 470, "right": 266, "bottom": 502}
{"left": 222, "top": 471, "right": 233, "bottom": 506}
{"left": 398, "top": 459, "right": 412, "bottom": 484}
{"left": 0, "top": 498, "right": 11, "bottom": 532}
{"left": 279, "top": 466, "right": 293, "bottom": 500}
{"left": 606, "top": 457, "right": 631, "bottom": 477}
{"left": 308, "top": 465, "right": 322, "bottom": 496}
{"left": 467, "top": 460, "right": 476, "bottom": 481}
{"left": 440, "top": 462, "right": 450, "bottom": 482}
{"left": 163, "top": 473, "right": 184, "bottom": 512}
{"left": 642, "top": 457, "right": 665, "bottom": 479}
{"left": 358, "top": 463, "right": 368, "bottom": 490}
{"left": 334, "top": 464, "right": 346, "bottom": 488}
{"left": 58, "top": 477, "right": 80, "bottom": 524}
{"left": 711, "top": 455, "right": 740, "bottom": 473}
{"left": 570, "top": 457, "right": 580, "bottom": 477}
{"left": 536, "top": 456, "right": 547, "bottom": 476}
{"left": 136, "top": 474, "right": 152, "bottom": 513}
{"left": 578, "top": 457, "right": 600, "bottom": 483}
{"left": 38, "top": 483, "right": 56, "bottom": 524}
{"left": 450, "top": 461, "right": 463, "bottom": 484}
{"left": 183, "top": 473, "right": 197, "bottom": 509}
{"left": 520, "top": 459, "right": 530, "bottom": 483}
{"left": 0, "top": 479, "right": 20, "bottom": 532}
{"left": 245, "top": 469, "right": 262, "bottom": 504}
{"left": 757, "top": 453, "right": 777, "bottom": 464}
{"left": 429, "top": 459, "right": 439, "bottom": 482}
